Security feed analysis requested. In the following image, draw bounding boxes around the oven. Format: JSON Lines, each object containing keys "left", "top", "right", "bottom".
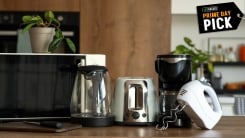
{"left": 0, "top": 11, "right": 80, "bottom": 53}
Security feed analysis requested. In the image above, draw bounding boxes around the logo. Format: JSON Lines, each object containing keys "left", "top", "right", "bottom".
{"left": 179, "top": 89, "right": 187, "bottom": 96}
{"left": 197, "top": 2, "right": 243, "bottom": 33}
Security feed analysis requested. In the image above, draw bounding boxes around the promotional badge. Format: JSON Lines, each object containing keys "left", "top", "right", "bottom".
{"left": 197, "top": 2, "right": 244, "bottom": 33}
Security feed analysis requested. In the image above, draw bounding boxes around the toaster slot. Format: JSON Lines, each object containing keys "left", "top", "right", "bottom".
{"left": 128, "top": 84, "right": 143, "bottom": 110}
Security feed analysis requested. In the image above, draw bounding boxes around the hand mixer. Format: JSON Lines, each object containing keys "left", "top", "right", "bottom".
{"left": 156, "top": 79, "right": 222, "bottom": 130}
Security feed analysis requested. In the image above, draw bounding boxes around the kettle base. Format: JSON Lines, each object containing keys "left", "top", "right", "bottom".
{"left": 71, "top": 114, "right": 114, "bottom": 127}
{"left": 114, "top": 121, "right": 156, "bottom": 126}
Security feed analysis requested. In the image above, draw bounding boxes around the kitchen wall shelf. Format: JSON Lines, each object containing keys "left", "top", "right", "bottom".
{"left": 216, "top": 89, "right": 245, "bottom": 95}
{"left": 213, "top": 62, "right": 245, "bottom": 66}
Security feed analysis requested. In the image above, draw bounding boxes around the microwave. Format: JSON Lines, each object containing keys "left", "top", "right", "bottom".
{"left": 0, "top": 53, "right": 105, "bottom": 121}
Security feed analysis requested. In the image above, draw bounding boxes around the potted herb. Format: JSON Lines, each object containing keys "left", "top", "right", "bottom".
{"left": 171, "top": 37, "right": 213, "bottom": 74}
{"left": 21, "top": 11, "right": 76, "bottom": 53}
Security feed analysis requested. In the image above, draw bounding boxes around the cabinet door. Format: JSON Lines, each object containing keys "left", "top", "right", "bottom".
{"left": 0, "top": 0, "right": 80, "bottom": 11}
{"left": 80, "top": 0, "right": 171, "bottom": 85}
{"left": 171, "top": 0, "right": 244, "bottom": 14}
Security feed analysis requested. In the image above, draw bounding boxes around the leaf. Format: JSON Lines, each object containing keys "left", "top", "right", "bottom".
{"left": 173, "top": 45, "right": 195, "bottom": 55}
{"left": 48, "top": 37, "right": 63, "bottom": 52}
{"left": 207, "top": 62, "right": 214, "bottom": 73}
{"left": 173, "top": 37, "right": 212, "bottom": 73}
{"left": 65, "top": 38, "right": 76, "bottom": 53}
{"left": 52, "top": 18, "right": 61, "bottom": 27}
{"left": 22, "top": 23, "right": 36, "bottom": 33}
{"left": 31, "top": 16, "right": 43, "bottom": 21}
{"left": 22, "top": 15, "right": 33, "bottom": 23}
{"left": 55, "top": 29, "right": 63, "bottom": 38}
{"left": 172, "top": 45, "right": 188, "bottom": 54}
{"left": 44, "top": 11, "right": 54, "bottom": 23}
{"left": 184, "top": 37, "right": 195, "bottom": 47}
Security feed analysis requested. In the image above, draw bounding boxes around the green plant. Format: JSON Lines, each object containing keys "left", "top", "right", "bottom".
{"left": 21, "top": 11, "right": 76, "bottom": 53}
{"left": 171, "top": 37, "right": 213, "bottom": 73}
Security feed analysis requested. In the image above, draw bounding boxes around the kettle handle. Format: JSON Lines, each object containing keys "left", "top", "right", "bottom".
{"left": 202, "top": 84, "right": 222, "bottom": 114}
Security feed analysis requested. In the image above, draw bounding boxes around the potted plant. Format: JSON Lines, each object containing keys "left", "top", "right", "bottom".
{"left": 21, "top": 11, "right": 76, "bottom": 53}
{"left": 171, "top": 37, "right": 213, "bottom": 75}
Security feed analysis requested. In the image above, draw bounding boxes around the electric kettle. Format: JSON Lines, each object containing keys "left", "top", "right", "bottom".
{"left": 70, "top": 65, "right": 114, "bottom": 126}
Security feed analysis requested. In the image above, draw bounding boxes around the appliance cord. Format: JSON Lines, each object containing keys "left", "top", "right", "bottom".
{"left": 156, "top": 103, "right": 186, "bottom": 131}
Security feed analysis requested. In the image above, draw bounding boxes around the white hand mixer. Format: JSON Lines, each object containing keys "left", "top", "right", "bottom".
{"left": 156, "top": 79, "right": 222, "bottom": 130}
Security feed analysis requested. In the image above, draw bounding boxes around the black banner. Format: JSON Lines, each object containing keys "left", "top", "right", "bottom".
{"left": 197, "top": 2, "right": 243, "bottom": 33}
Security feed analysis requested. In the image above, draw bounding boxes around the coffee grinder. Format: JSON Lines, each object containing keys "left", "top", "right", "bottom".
{"left": 155, "top": 54, "right": 192, "bottom": 128}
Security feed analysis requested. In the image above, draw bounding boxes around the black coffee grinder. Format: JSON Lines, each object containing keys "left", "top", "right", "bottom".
{"left": 155, "top": 54, "right": 192, "bottom": 128}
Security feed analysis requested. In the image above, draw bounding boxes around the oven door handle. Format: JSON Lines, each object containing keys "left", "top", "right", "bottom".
{"left": 62, "top": 31, "right": 74, "bottom": 37}
{"left": 0, "top": 31, "right": 17, "bottom": 36}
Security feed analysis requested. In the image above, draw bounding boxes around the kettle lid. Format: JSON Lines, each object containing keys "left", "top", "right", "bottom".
{"left": 78, "top": 65, "right": 108, "bottom": 74}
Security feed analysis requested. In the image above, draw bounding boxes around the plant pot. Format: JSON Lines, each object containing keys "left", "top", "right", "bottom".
{"left": 29, "top": 27, "right": 55, "bottom": 53}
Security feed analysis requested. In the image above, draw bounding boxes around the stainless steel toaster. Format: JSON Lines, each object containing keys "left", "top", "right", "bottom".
{"left": 112, "top": 77, "right": 158, "bottom": 125}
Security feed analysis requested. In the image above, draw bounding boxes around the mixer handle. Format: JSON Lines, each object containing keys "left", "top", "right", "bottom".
{"left": 202, "top": 84, "right": 222, "bottom": 114}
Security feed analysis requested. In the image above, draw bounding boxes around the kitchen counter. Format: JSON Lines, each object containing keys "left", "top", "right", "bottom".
{"left": 0, "top": 116, "right": 245, "bottom": 138}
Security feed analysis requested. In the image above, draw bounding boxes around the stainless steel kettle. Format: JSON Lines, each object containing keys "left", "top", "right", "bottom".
{"left": 70, "top": 65, "right": 114, "bottom": 126}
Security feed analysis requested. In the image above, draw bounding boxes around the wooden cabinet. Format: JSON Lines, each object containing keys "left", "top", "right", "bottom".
{"left": 0, "top": 0, "right": 80, "bottom": 11}
{"left": 80, "top": 0, "right": 171, "bottom": 85}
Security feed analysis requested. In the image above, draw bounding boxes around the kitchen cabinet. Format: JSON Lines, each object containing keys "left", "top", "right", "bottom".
{"left": 80, "top": 0, "right": 171, "bottom": 85}
{"left": 0, "top": 0, "right": 80, "bottom": 11}
{"left": 171, "top": 0, "right": 245, "bottom": 14}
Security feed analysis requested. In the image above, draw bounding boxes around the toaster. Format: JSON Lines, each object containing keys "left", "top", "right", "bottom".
{"left": 112, "top": 77, "right": 158, "bottom": 125}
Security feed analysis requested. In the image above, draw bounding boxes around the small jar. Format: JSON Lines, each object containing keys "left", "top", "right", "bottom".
{"left": 239, "top": 45, "right": 245, "bottom": 62}
{"left": 216, "top": 44, "right": 224, "bottom": 62}
{"left": 226, "top": 47, "right": 237, "bottom": 62}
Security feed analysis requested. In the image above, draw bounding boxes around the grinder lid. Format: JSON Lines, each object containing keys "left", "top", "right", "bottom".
{"left": 156, "top": 54, "right": 191, "bottom": 63}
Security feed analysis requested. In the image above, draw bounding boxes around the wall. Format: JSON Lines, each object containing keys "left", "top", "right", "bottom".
{"left": 171, "top": 0, "right": 245, "bottom": 52}
{"left": 171, "top": 15, "right": 245, "bottom": 86}
{"left": 171, "top": 15, "right": 245, "bottom": 51}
